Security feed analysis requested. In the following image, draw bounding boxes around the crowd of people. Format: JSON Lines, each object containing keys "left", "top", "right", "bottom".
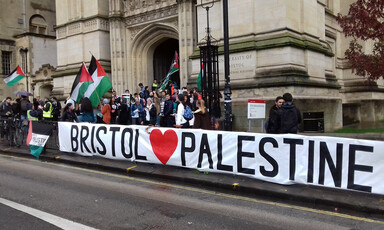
{"left": 0, "top": 82, "right": 217, "bottom": 130}
{"left": 0, "top": 85, "right": 301, "bottom": 134}
{"left": 0, "top": 95, "right": 62, "bottom": 123}
{"left": 95, "top": 82, "right": 216, "bottom": 130}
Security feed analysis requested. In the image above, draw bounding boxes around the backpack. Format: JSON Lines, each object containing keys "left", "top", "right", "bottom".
{"left": 20, "top": 100, "right": 28, "bottom": 112}
{"left": 280, "top": 107, "right": 298, "bottom": 133}
{"left": 183, "top": 105, "right": 193, "bottom": 120}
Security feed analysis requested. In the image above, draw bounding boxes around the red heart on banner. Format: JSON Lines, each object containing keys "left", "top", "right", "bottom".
{"left": 149, "top": 129, "right": 178, "bottom": 165}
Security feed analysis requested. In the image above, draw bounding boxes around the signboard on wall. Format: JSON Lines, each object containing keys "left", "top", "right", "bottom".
{"left": 248, "top": 99, "right": 266, "bottom": 119}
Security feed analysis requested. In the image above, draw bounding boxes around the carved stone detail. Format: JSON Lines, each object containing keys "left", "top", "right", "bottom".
{"left": 84, "top": 19, "right": 97, "bottom": 32}
{"left": 125, "top": 5, "right": 178, "bottom": 27}
{"left": 129, "top": 25, "right": 146, "bottom": 40}
{"left": 67, "top": 23, "right": 81, "bottom": 35}
{"left": 56, "top": 18, "right": 110, "bottom": 39}
{"left": 126, "top": 0, "right": 173, "bottom": 14}
{"left": 128, "top": 18, "right": 178, "bottom": 40}
{"left": 57, "top": 27, "right": 67, "bottom": 39}
{"left": 100, "top": 19, "right": 110, "bottom": 31}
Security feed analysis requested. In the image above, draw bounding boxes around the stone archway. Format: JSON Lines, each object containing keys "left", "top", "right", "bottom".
{"left": 153, "top": 38, "right": 179, "bottom": 87}
{"left": 130, "top": 23, "right": 179, "bottom": 92}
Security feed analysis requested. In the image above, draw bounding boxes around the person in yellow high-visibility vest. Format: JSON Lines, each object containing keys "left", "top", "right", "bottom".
{"left": 152, "top": 79, "right": 158, "bottom": 91}
{"left": 43, "top": 98, "right": 53, "bottom": 120}
{"left": 27, "top": 102, "right": 43, "bottom": 121}
{"left": 27, "top": 110, "right": 38, "bottom": 121}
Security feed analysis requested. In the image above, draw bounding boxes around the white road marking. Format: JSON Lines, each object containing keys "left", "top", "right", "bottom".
{"left": 0, "top": 197, "right": 97, "bottom": 230}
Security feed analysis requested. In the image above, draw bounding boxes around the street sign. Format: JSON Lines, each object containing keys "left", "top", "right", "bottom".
{"left": 247, "top": 99, "right": 266, "bottom": 119}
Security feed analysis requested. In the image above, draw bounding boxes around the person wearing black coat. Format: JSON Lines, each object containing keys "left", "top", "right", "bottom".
{"left": 51, "top": 97, "right": 61, "bottom": 121}
{"left": 266, "top": 96, "right": 284, "bottom": 134}
{"left": 61, "top": 103, "right": 78, "bottom": 122}
{"left": 163, "top": 93, "right": 174, "bottom": 127}
{"left": 110, "top": 97, "right": 119, "bottom": 124}
{"left": 117, "top": 98, "right": 131, "bottom": 125}
{"left": 12, "top": 98, "right": 21, "bottom": 117}
{"left": 277, "top": 93, "right": 301, "bottom": 134}
{"left": 0, "top": 97, "right": 14, "bottom": 118}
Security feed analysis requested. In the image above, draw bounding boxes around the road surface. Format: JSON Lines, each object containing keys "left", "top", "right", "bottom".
{"left": 0, "top": 154, "right": 383, "bottom": 230}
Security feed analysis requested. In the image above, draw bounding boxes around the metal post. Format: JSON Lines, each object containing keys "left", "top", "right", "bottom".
{"left": 261, "top": 119, "right": 264, "bottom": 133}
{"left": 223, "top": 0, "right": 232, "bottom": 131}
{"left": 199, "top": 0, "right": 219, "bottom": 119}
{"left": 26, "top": 50, "right": 29, "bottom": 93}
{"left": 206, "top": 7, "right": 210, "bottom": 46}
{"left": 21, "top": 48, "right": 29, "bottom": 93}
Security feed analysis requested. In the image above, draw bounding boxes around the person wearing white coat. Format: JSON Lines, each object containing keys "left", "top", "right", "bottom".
{"left": 175, "top": 94, "right": 194, "bottom": 128}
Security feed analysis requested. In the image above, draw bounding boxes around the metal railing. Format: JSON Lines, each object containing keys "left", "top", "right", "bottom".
{"left": 0, "top": 117, "right": 26, "bottom": 147}
{"left": 44, "top": 121, "right": 60, "bottom": 150}
{"left": 0, "top": 118, "right": 59, "bottom": 150}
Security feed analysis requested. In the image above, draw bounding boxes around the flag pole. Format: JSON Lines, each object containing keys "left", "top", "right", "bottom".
{"left": 70, "top": 62, "right": 86, "bottom": 101}
{"left": 88, "top": 52, "right": 104, "bottom": 109}
{"left": 159, "top": 51, "right": 179, "bottom": 91}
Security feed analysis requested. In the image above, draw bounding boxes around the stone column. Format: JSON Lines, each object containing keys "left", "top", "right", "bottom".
{"left": 177, "top": 0, "right": 196, "bottom": 87}
{"left": 109, "top": 0, "right": 127, "bottom": 94}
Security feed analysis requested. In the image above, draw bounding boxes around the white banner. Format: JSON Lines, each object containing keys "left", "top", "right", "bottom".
{"left": 58, "top": 122, "right": 384, "bottom": 195}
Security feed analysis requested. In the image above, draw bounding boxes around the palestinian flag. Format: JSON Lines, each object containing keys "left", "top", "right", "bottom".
{"left": 159, "top": 51, "right": 179, "bottom": 90}
{"left": 197, "top": 62, "right": 204, "bottom": 92}
{"left": 4, "top": 66, "right": 25, "bottom": 87}
{"left": 26, "top": 121, "right": 54, "bottom": 158}
{"left": 83, "top": 56, "right": 112, "bottom": 108}
{"left": 70, "top": 63, "right": 94, "bottom": 103}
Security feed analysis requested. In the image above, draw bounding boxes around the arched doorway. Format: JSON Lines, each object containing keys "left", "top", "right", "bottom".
{"left": 153, "top": 38, "right": 179, "bottom": 87}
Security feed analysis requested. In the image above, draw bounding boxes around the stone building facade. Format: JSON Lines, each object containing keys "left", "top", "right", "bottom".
{"left": 54, "top": 0, "right": 110, "bottom": 101}
{"left": 0, "top": 0, "right": 57, "bottom": 100}
{"left": 53, "top": 0, "right": 383, "bottom": 131}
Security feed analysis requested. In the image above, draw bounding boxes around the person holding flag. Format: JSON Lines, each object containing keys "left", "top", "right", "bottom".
{"left": 159, "top": 51, "right": 179, "bottom": 91}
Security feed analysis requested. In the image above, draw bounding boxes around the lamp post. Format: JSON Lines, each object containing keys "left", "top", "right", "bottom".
{"left": 222, "top": 0, "right": 232, "bottom": 131}
{"left": 201, "top": 0, "right": 214, "bottom": 46}
{"left": 199, "top": 0, "right": 220, "bottom": 120}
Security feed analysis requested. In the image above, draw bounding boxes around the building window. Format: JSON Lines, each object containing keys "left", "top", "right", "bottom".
{"left": 29, "top": 25, "right": 37, "bottom": 33}
{"left": 2, "top": 51, "right": 11, "bottom": 75}
{"left": 20, "top": 49, "right": 28, "bottom": 73}
{"left": 29, "top": 15, "right": 47, "bottom": 35}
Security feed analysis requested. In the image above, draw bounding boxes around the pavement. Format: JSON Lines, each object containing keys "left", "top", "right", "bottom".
{"left": 1, "top": 132, "right": 384, "bottom": 215}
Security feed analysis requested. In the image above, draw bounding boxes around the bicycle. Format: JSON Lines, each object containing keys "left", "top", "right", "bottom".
{"left": 0, "top": 117, "right": 13, "bottom": 146}
{"left": 0, "top": 118, "right": 9, "bottom": 142}
{"left": 2, "top": 116, "right": 26, "bottom": 147}
{"left": 11, "top": 117, "right": 26, "bottom": 147}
